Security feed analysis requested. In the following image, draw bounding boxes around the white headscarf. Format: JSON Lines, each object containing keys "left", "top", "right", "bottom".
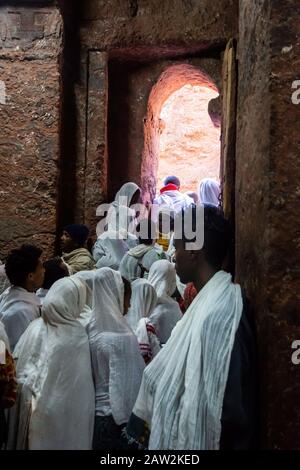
{"left": 72, "top": 270, "right": 95, "bottom": 309}
{"left": 198, "top": 178, "right": 220, "bottom": 207}
{"left": 9, "top": 277, "right": 95, "bottom": 450}
{"left": 132, "top": 271, "right": 243, "bottom": 450}
{"left": 148, "top": 260, "right": 182, "bottom": 344}
{"left": 72, "top": 270, "right": 96, "bottom": 327}
{"left": 148, "top": 260, "right": 177, "bottom": 298}
{"left": 113, "top": 182, "right": 140, "bottom": 208}
{"left": 126, "top": 279, "right": 157, "bottom": 332}
{"left": 88, "top": 268, "right": 145, "bottom": 425}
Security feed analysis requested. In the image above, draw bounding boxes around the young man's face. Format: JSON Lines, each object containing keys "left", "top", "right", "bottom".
{"left": 29, "top": 257, "right": 45, "bottom": 290}
{"left": 61, "top": 231, "right": 77, "bottom": 253}
{"left": 174, "top": 238, "right": 197, "bottom": 285}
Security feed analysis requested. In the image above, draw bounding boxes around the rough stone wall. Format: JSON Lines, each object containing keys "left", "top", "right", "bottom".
{"left": 80, "top": 0, "right": 238, "bottom": 51}
{"left": 74, "top": 0, "right": 238, "bottom": 231}
{"left": 236, "top": 0, "right": 300, "bottom": 449}
{"left": 0, "top": 3, "right": 63, "bottom": 260}
{"left": 0, "top": 0, "right": 238, "bottom": 254}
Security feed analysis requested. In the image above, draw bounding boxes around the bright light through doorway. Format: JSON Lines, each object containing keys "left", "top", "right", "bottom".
{"left": 157, "top": 84, "right": 220, "bottom": 194}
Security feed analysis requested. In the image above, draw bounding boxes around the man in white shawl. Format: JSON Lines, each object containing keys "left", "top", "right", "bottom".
{"left": 0, "top": 245, "right": 44, "bottom": 351}
{"left": 125, "top": 278, "right": 160, "bottom": 363}
{"left": 153, "top": 176, "right": 193, "bottom": 220}
{"left": 126, "top": 205, "right": 256, "bottom": 450}
{"left": 148, "top": 260, "right": 182, "bottom": 345}
{"left": 87, "top": 267, "right": 145, "bottom": 449}
{"left": 7, "top": 277, "right": 95, "bottom": 450}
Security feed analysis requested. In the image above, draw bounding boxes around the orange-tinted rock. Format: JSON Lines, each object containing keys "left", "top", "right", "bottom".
{"left": 158, "top": 84, "right": 220, "bottom": 193}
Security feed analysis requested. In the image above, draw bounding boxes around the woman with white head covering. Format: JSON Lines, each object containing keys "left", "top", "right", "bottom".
{"left": 198, "top": 178, "right": 221, "bottom": 207}
{"left": 87, "top": 267, "right": 145, "bottom": 450}
{"left": 93, "top": 205, "right": 138, "bottom": 268}
{"left": 7, "top": 277, "right": 95, "bottom": 450}
{"left": 72, "top": 270, "right": 95, "bottom": 327}
{"left": 113, "top": 182, "right": 141, "bottom": 209}
{"left": 148, "top": 260, "right": 182, "bottom": 345}
{"left": 126, "top": 279, "right": 160, "bottom": 364}
{"left": 119, "top": 219, "right": 166, "bottom": 282}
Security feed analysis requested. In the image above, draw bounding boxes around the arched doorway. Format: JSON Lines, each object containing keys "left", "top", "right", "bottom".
{"left": 141, "top": 64, "right": 220, "bottom": 203}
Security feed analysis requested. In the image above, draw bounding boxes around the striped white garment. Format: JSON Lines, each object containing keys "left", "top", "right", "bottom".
{"left": 132, "top": 270, "right": 243, "bottom": 450}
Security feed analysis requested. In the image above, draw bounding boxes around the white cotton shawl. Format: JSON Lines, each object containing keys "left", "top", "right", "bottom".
{"left": 9, "top": 277, "right": 95, "bottom": 450}
{"left": 72, "top": 270, "right": 96, "bottom": 327}
{"left": 119, "top": 246, "right": 164, "bottom": 282}
{"left": 147, "top": 260, "right": 182, "bottom": 344}
{"left": 88, "top": 268, "right": 145, "bottom": 425}
{"left": 0, "top": 286, "right": 41, "bottom": 351}
{"left": 126, "top": 279, "right": 157, "bottom": 332}
{"left": 154, "top": 190, "right": 193, "bottom": 215}
{"left": 198, "top": 178, "right": 220, "bottom": 207}
{"left": 132, "top": 270, "right": 243, "bottom": 450}
{"left": 149, "top": 297, "right": 182, "bottom": 345}
{"left": 147, "top": 259, "right": 177, "bottom": 298}
{"left": 113, "top": 182, "right": 140, "bottom": 208}
{"left": 94, "top": 236, "right": 129, "bottom": 270}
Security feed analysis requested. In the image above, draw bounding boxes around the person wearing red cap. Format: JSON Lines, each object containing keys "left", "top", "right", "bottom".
{"left": 153, "top": 176, "right": 193, "bottom": 219}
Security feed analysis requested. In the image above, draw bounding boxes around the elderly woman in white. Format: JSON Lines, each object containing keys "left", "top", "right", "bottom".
{"left": 7, "top": 277, "right": 95, "bottom": 450}
{"left": 87, "top": 267, "right": 145, "bottom": 450}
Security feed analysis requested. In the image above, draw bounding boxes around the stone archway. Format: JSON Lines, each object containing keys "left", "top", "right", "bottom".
{"left": 141, "top": 64, "right": 220, "bottom": 203}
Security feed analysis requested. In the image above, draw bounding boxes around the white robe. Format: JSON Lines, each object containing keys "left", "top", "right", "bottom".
{"left": 153, "top": 190, "right": 193, "bottom": 216}
{"left": 119, "top": 245, "right": 166, "bottom": 282}
{"left": 0, "top": 287, "right": 41, "bottom": 351}
{"left": 126, "top": 279, "right": 157, "bottom": 332}
{"left": 88, "top": 268, "right": 145, "bottom": 425}
{"left": 8, "top": 277, "right": 95, "bottom": 450}
{"left": 93, "top": 204, "right": 138, "bottom": 267}
{"left": 72, "top": 270, "right": 96, "bottom": 327}
{"left": 132, "top": 271, "right": 243, "bottom": 450}
{"left": 147, "top": 260, "right": 182, "bottom": 344}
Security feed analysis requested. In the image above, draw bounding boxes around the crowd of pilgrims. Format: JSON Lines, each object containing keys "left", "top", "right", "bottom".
{"left": 0, "top": 176, "right": 257, "bottom": 450}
